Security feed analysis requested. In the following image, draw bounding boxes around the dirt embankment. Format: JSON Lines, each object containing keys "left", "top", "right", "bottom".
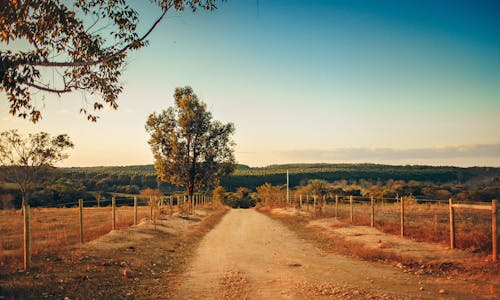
{"left": 0, "top": 208, "right": 228, "bottom": 299}
{"left": 175, "top": 209, "right": 498, "bottom": 299}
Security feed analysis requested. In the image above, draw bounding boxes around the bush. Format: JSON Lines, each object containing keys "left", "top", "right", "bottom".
{"left": 224, "top": 196, "right": 256, "bottom": 209}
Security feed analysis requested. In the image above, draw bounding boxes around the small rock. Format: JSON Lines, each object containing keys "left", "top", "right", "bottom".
{"left": 439, "top": 289, "right": 447, "bottom": 294}
{"left": 420, "top": 287, "right": 424, "bottom": 291}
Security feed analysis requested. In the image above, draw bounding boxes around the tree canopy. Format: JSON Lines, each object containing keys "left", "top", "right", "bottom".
{"left": 0, "top": 129, "right": 74, "bottom": 207}
{"left": 0, "top": 0, "right": 223, "bottom": 122}
{"left": 145, "top": 86, "right": 236, "bottom": 207}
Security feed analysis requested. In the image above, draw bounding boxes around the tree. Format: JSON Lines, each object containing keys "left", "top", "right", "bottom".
{"left": 309, "top": 179, "right": 328, "bottom": 213}
{"left": 145, "top": 86, "right": 235, "bottom": 212}
{"left": 0, "top": 0, "right": 223, "bottom": 122}
{"left": 256, "top": 183, "right": 282, "bottom": 207}
{"left": 235, "top": 187, "right": 251, "bottom": 200}
{"left": 0, "top": 130, "right": 74, "bottom": 208}
{"left": 212, "top": 185, "right": 226, "bottom": 206}
{"left": 140, "top": 188, "right": 164, "bottom": 205}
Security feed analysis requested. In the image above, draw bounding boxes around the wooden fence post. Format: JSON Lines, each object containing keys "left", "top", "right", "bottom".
{"left": 350, "top": 195, "right": 353, "bottom": 223}
{"left": 134, "top": 196, "right": 138, "bottom": 225}
{"left": 79, "top": 199, "right": 84, "bottom": 243}
{"left": 97, "top": 194, "right": 100, "bottom": 208}
{"left": 449, "top": 198, "right": 455, "bottom": 249}
{"left": 434, "top": 214, "right": 438, "bottom": 234}
{"left": 299, "top": 195, "right": 302, "bottom": 209}
{"left": 400, "top": 196, "right": 405, "bottom": 238}
{"left": 335, "top": 195, "right": 338, "bottom": 218}
{"left": 149, "top": 196, "right": 153, "bottom": 220}
{"left": 306, "top": 195, "right": 309, "bottom": 211}
{"left": 313, "top": 195, "right": 317, "bottom": 211}
{"left": 492, "top": 200, "right": 497, "bottom": 261}
{"left": 23, "top": 204, "right": 31, "bottom": 271}
{"left": 153, "top": 209, "right": 157, "bottom": 231}
{"left": 112, "top": 197, "right": 116, "bottom": 231}
{"left": 371, "top": 196, "right": 375, "bottom": 228}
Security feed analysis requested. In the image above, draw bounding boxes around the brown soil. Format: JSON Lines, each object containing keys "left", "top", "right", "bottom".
{"left": 174, "top": 209, "right": 499, "bottom": 299}
{"left": 0, "top": 208, "right": 228, "bottom": 299}
{"left": 1, "top": 207, "right": 498, "bottom": 299}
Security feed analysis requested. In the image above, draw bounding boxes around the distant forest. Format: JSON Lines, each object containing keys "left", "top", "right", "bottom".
{"left": 1, "top": 163, "right": 500, "bottom": 208}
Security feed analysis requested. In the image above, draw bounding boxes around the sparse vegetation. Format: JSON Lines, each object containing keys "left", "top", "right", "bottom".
{"left": 0, "top": 205, "right": 152, "bottom": 272}
{"left": 255, "top": 181, "right": 497, "bottom": 257}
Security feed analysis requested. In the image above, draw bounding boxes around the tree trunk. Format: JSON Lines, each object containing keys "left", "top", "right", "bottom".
{"left": 21, "top": 190, "right": 27, "bottom": 216}
{"left": 186, "top": 183, "right": 195, "bottom": 215}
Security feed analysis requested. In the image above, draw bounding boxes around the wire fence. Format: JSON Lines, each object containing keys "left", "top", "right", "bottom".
{"left": 269, "top": 193, "right": 498, "bottom": 261}
{"left": 0, "top": 193, "right": 212, "bottom": 272}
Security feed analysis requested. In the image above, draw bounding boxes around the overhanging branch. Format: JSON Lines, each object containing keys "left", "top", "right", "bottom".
{"left": 25, "top": 82, "right": 73, "bottom": 94}
{"left": 25, "top": 8, "right": 169, "bottom": 68}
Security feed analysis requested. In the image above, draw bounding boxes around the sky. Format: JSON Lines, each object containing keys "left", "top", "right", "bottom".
{"left": 1, "top": 0, "right": 500, "bottom": 167}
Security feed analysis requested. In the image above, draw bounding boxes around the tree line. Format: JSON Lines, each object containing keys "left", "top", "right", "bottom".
{"left": 2, "top": 163, "right": 499, "bottom": 209}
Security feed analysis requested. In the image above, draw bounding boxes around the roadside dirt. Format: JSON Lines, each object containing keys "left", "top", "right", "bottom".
{"left": 174, "top": 209, "right": 498, "bottom": 299}
{"left": 0, "top": 208, "right": 228, "bottom": 299}
{"left": 2, "top": 207, "right": 497, "bottom": 299}
{"left": 273, "top": 208, "right": 477, "bottom": 264}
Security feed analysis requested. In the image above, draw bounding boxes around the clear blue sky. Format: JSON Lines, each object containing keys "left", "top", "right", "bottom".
{"left": 1, "top": 0, "right": 500, "bottom": 167}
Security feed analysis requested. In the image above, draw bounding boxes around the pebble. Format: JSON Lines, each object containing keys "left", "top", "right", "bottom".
{"left": 419, "top": 287, "right": 424, "bottom": 291}
{"left": 439, "top": 289, "right": 447, "bottom": 294}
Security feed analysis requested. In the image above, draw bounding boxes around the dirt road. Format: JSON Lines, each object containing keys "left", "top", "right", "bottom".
{"left": 174, "top": 209, "right": 489, "bottom": 299}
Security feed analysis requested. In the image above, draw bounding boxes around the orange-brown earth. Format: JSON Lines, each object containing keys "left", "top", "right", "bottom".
{"left": 1, "top": 207, "right": 498, "bottom": 299}
{"left": 175, "top": 208, "right": 499, "bottom": 299}
{"left": 0, "top": 208, "right": 228, "bottom": 299}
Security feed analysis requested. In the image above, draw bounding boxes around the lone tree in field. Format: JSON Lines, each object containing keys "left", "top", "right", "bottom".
{"left": 0, "top": 0, "right": 223, "bottom": 122}
{"left": 0, "top": 130, "right": 74, "bottom": 208}
{"left": 145, "top": 86, "right": 236, "bottom": 211}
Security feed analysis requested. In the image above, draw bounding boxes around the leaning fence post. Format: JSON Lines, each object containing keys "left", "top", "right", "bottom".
{"left": 299, "top": 194, "right": 302, "bottom": 209}
{"left": 112, "top": 197, "right": 116, "bottom": 231}
{"left": 134, "top": 196, "right": 138, "bottom": 225}
{"left": 79, "top": 199, "right": 84, "bottom": 243}
{"left": 371, "top": 196, "right": 375, "bottom": 227}
{"left": 350, "top": 195, "right": 353, "bottom": 223}
{"left": 23, "top": 204, "right": 31, "bottom": 271}
{"left": 449, "top": 198, "right": 455, "bottom": 249}
{"left": 400, "top": 196, "right": 405, "bottom": 237}
{"left": 492, "top": 200, "right": 497, "bottom": 261}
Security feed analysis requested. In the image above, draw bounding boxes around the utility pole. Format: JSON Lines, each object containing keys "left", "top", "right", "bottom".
{"left": 286, "top": 170, "right": 289, "bottom": 206}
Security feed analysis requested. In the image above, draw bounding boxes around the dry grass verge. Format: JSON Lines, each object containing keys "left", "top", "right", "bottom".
{"left": 258, "top": 207, "right": 499, "bottom": 282}
{"left": 0, "top": 206, "right": 154, "bottom": 271}
{"left": 0, "top": 207, "right": 229, "bottom": 299}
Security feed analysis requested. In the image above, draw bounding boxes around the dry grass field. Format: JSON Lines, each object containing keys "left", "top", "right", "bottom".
{"left": 291, "top": 198, "right": 495, "bottom": 256}
{"left": 330, "top": 201, "right": 493, "bottom": 254}
{"left": 0, "top": 205, "right": 154, "bottom": 272}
